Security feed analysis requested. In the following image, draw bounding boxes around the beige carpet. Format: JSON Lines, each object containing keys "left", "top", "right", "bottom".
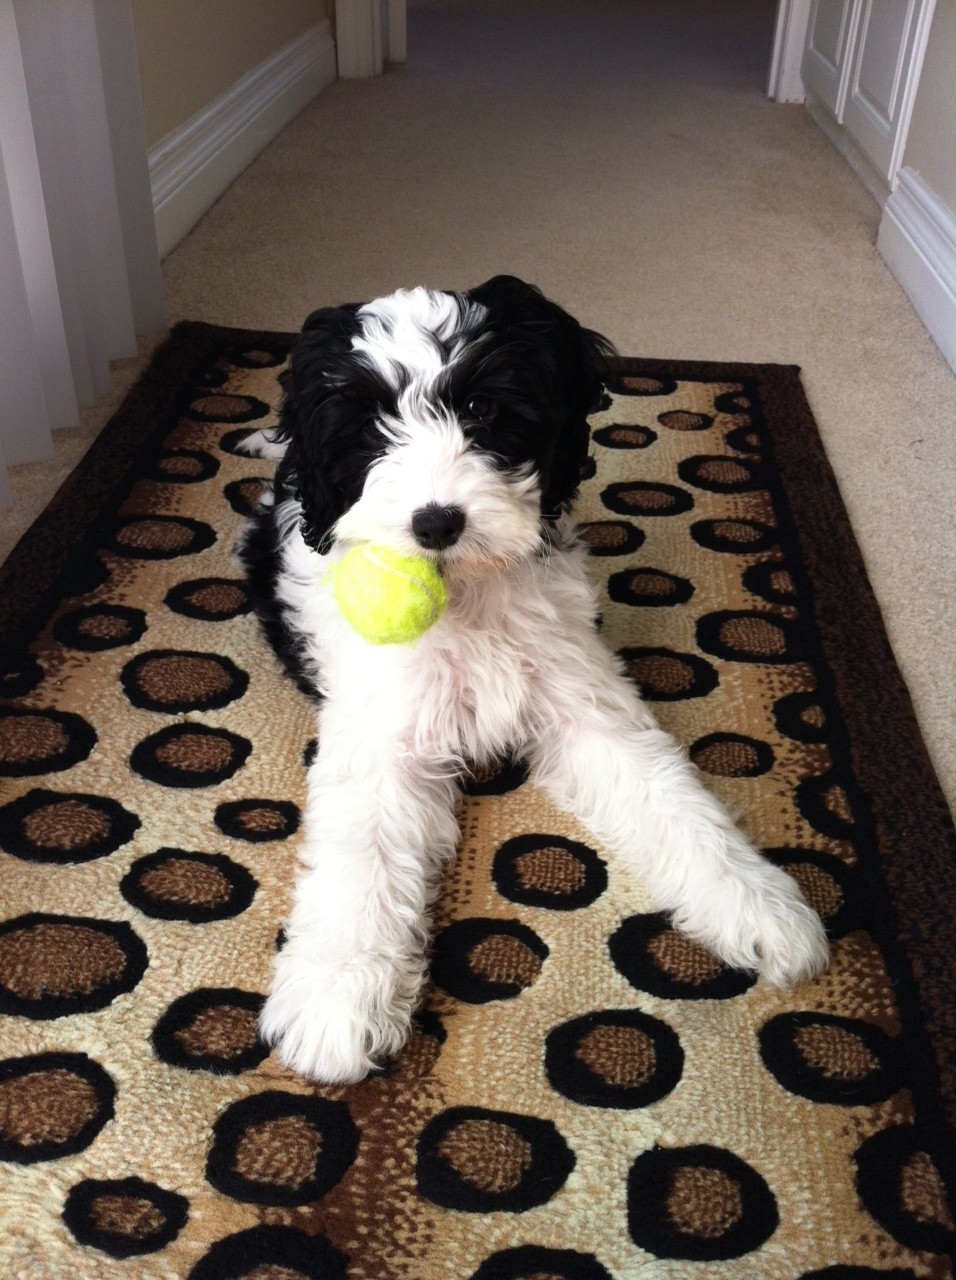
{"left": 2, "top": 0, "right": 954, "bottom": 813}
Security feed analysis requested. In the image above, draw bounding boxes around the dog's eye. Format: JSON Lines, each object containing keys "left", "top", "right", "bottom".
{"left": 463, "top": 396, "right": 495, "bottom": 422}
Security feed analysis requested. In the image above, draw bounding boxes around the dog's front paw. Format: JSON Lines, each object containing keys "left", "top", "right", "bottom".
{"left": 259, "top": 946, "right": 417, "bottom": 1084}
{"left": 679, "top": 862, "right": 829, "bottom": 990}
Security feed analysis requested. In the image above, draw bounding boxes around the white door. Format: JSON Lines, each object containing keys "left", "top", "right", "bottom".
{"left": 841, "top": 0, "right": 937, "bottom": 185}
{"left": 801, "top": 0, "right": 861, "bottom": 118}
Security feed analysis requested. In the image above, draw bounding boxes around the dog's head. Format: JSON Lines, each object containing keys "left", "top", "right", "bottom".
{"left": 274, "top": 275, "right": 614, "bottom": 574}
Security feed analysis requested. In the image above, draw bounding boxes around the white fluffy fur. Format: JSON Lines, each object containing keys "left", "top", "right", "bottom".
{"left": 247, "top": 288, "right": 829, "bottom": 1083}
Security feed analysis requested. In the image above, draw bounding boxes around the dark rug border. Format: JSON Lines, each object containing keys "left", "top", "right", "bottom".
{"left": 1, "top": 330, "right": 953, "bottom": 1172}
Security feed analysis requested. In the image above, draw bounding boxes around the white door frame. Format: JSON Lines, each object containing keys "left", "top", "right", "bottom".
{"left": 335, "top": 0, "right": 406, "bottom": 78}
{"left": 768, "top": 0, "right": 813, "bottom": 101}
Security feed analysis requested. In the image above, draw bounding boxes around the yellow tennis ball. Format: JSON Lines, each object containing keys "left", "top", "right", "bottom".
{"left": 330, "top": 545, "right": 449, "bottom": 645}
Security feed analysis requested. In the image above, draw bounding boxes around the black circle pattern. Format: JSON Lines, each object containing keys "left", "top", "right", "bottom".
{"left": 416, "top": 1107, "right": 575, "bottom": 1212}
{"left": 471, "top": 1245, "right": 613, "bottom": 1279}
{"left": 0, "top": 707, "right": 97, "bottom": 777}
{"left": 214, "top": 798, "right": 301, "bottom": 842}
{"left": 607, "top": 567, "right": 694, "bottom": 608}
{"left": 462, "top": 754, "right": 530, "bottom": 796}
{"left": 601, "top": 480, "right": 694, "bottom": 518}
{"left": 609, "top": 913, "right": 756, "bottom": 1000}
{"left": 188, "top": 1225, "right": 348, "bottom": 1280}
{"left": 0, "top": 1052, "right": 116, "bottom": 1162}
{"left": 545, "top": 1009, "right": 683, "bottom": 1108}
{"left": 121, "top": 848, "right": 257, "bottom": 923}
{"left": 853, "top": 1126, "right": 955, "bottom": 1255}
{"left": 107, "top": 515, "right": 216, "bottom": 560}
{"left": 678, "top": 454, "right": 765, "bottom": 493}
{"left": 690, "top": 732, "right": 775, "bottom": 777}
{"left": 121, "top": 649, "right": 249, "bottom": 713}
{"left": 62, "top": 1176, "right": 189, "bottom": 1258}
{"left": 0, "top": 788, "right": 140, "bottom": 863}
{"left": 53, "top": 604, "right": 148, "bottom": 651}
{"left": 627, "top": 1144, "right": 779, "bottom": 1259}
{"left": 690, "top": 518, "right": 778, "bottom": 555}
{"left": 492, "top": 834, "right": 607, "bottom": 910}
{"left": 697, "top": 610, "right": 802, "bottom": 665}
{"left": 130, "top": 724, "right": 251, "bottom": 788}
{"left": 152, "top": 988, "right": 266, "bottom": 1073}
{"left": 774, "top": 690, "right": 830, "bottom": 743}
{"left": 430, "top": 918, "right": 549, "bottom": 1003}
{"left": 592, "top": 423, "right": 657, "bottom": 449}
{"left": 619, "top": 647, "right": 719, "bottom": 701}
{"left": 759, "top": 1012, "right": 902, "bottom": 1105}
{"left": 223, "top": 477, "right": 269, "bottom": 517}
{"left": 150, "top": 450, "right": 220, "bottom": 484}
{"left": 206, "top": 1091, "right": 360, "bottom": 1206}
{"left": 0, "top": 913, "right": 148, "bottom": 1018}
{"left": 164, "top": 577, "right": 252, "bottom": 621}
{"left": 577, "top": 519, "right": 645, "bottom": 556}
{"left": 763, "top": 848, "right": 860, "bottom": 938}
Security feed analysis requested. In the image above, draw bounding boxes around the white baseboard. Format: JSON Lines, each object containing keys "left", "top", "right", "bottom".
{"left": 878, "top": 167, "right": 956, "bottom": 374}
{"left": 149, "top": 20, "right": 336, "bottom": 259}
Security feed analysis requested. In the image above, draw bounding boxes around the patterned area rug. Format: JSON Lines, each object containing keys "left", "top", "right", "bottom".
{"left": 0, "top": 323, "right": 954, "bottom": 1280}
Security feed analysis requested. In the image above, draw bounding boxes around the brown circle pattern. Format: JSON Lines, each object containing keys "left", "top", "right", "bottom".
{"left": 108, "top": 515, "right": 216, "bottom": 560}
{"left": 416, "top": 1107, "right": 575, "bottom": 1212}
{"left": 206, "top": 1092, "right": 360, "bottom": 1206}
{"left": 63, "top": 1176, "right": 189, "bottom": 1258}
{"left": 0, "top": 708, "right": 96, "bottom": 777}
{"left": 53, "top": 604, "right": 148, "bottom": 652}
{"left": 164, "top": 577, "right": 251, "bottom": 621}
{"left": 609, "top": 913, "right": 756, "bottom": 1000}
{"left": 430, "top": 918, "right": 549, "bottom": 1003}
{"left": 545, "top": 1010, "right": 683, "bottom": 1108}
{"left": 627, "top": 1144, "right": 779, "bottom": 1259}
{"left": 0, "top": 1052, "right": 116, "bottom": 1162}
{"left": 130, "top": 724, "right": 251, "bottom": 788}
{"left": 619, "top": 648, "right": 719, "bottom": 701}
{"left": 0, "top": 788, "right": 140, "bottom": 863}
{"left": 492, "top": 834, "right": 607, "bottom": 910}
{"left": 759, "top": 1012, "right": 902, "bottom": 1104}
{"left": 121, "top": 848, "right": 256, "bottom": 923}
{"left": 152, "top": 988, "right": 266, "bottom": 1074}
{"left": 121, "top": 649, "right": 248, "bottom": 713}
{"left": 690, "top": 733, "right": 774, "bottom": 777}
{"left": 0, "top": 914, "right": 148, "bottom": 1018}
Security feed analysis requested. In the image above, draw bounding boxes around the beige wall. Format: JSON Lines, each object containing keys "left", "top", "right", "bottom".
{"left": 132, "top": 0, "right": 331, "bottom": 148}
{"left": 903, "top": 0, "right": 956, "bottom": 210}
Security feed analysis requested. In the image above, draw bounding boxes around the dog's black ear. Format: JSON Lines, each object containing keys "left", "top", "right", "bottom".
{"left": 275, "top": 305, "right": 364, "bottom": 552}
{"left": 468, "top": 276, "right": 615, "bottom": 516}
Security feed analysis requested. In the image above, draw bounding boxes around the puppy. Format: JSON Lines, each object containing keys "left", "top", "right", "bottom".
{"left": 237, "top": 275, "right": 828, "bottom": 1083}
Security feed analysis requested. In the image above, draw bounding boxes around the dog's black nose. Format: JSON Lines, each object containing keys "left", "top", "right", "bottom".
{"left": 411, "top": 503, "right": 466, "bottom": 551}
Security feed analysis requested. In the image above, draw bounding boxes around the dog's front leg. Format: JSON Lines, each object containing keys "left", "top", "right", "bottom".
{"left": 528, "top": 657, "right": 828, "bottom": 988}
{"left": 259, "top": 720, "right": 460, "bottom": 1083}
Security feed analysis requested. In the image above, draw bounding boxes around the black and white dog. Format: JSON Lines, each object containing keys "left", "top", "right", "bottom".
{"left": 237, "top": 275, "right": 828, "bottom": 1083}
